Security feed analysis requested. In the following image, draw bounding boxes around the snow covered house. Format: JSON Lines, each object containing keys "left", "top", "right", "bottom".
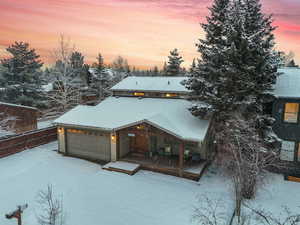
{"left": 272, "top": 68, "right": 300, "bottom": 176}
{"left": 54, "top": 76, "right": 210, "bottom": 179}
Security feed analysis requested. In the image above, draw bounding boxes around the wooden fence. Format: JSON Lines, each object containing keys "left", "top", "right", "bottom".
{"left": 0, "top": 126, "right": 57, "bottom": 158}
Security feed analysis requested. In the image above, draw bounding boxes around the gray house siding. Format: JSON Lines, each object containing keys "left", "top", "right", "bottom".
{"left": 272, "top": 98, "right": 300, "bottom": 141}
{"left": 272, "top": 97, "right": 300, "bottom": 176}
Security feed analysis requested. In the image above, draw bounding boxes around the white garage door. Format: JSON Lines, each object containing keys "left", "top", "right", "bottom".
{"left": 66, "top": 129, "right": 111, "bottom": 161}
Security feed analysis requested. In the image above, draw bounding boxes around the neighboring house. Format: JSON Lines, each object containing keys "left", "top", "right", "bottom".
{"left": 272, "top": 67, "right": 300, "bottom": 176}
{"left": 0, "top": 102, "right": 38, "bottom": 134}
{"left": 54, "top": 76, "right": 210, "bottom": 179}
{"left": 111, "top": 76, "right": 189, "bottom": 98}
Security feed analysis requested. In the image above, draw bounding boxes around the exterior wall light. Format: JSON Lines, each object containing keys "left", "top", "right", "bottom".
{"left": 111, "top": 134, "right": 116, "bottom": 142}
{"left": 134, "top": 92, "right": 145, "bottom": 96}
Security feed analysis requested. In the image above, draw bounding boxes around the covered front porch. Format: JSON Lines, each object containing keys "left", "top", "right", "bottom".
{"left": 113, "top": 122, "right": 209, "bottom": 180}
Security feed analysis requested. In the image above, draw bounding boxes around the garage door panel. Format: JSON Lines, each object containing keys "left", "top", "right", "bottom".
{"left": 66, "top": 130, "right": 111, "bottom": 161}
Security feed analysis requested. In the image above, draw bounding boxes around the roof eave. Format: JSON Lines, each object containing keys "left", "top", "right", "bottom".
{"left": 110, "top": 88, "right": 191, "bottom": 94}
{"left": 54, "top": 122, "right": 112, "bottom": 132}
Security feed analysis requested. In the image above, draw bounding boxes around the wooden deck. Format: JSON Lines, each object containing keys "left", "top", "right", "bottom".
{"left": 121, "top": 154, "right": 209, "bottom": 181}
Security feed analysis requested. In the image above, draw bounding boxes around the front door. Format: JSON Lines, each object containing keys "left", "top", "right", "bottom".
{"left": 130, "top": 132, "right": 148, "bottom": 153}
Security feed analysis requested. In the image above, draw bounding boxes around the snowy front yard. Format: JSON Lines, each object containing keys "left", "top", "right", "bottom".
{"left": 0, "top": 142, "right": 299, "bottom": 225}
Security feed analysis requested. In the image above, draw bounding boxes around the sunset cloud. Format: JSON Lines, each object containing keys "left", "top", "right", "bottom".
{"left": 0, "top": 0, "right": 299, "bottom": 68}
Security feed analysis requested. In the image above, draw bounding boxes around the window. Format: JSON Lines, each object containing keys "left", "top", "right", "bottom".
{"left": 280, "top": 141, "right": 295, "bottom": 161}
{"left": 133, "top": 92, "right": 145, "bottom": 96}
{"left": 284, "top": 103, "right": 299, "bottom": 123}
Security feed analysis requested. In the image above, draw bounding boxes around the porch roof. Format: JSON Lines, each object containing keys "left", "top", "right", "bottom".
{"left": 54, "top": 97, "right": 209, "bottom": 142}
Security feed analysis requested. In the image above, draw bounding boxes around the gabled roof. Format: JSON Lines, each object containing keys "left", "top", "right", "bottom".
{"left": 54, "top": 97, "right": 209, "bottom": 142}
{"left": 273, "top": 68, "right": 300, "bottom": 98}
{"left": 110, "top": 76, "right": 190, "bottom": 93}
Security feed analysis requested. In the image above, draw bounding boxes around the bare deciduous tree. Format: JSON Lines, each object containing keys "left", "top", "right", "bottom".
{"left": 193, "top": 198, "right": 300, "bottom": 225}
{"left": 192, "top": 196, "right": 227, "bottom": 225}
{"left": 216, "top": 112, "right": 282, "bottom": 220}
{"left": 244, "top": 204, "right": 300, "bottom": 225}
{"left": 36, "top": 184, "right": 65, "bottom": 225}
{"left": 47, "top": 34, "right": 81, "bottom": 115}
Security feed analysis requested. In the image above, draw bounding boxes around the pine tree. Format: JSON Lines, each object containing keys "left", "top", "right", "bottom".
{"left": 90, "top": 54, "right": 112, "bottom": 99}
{"left": 286, "top": 59, "right": 298, "bottom": 67}
{"left": 70, "top": 51, "right": 84, "bottom": 70}
{"left": 185, "top": 0, "right": 281, "bottom": 199}
{"left": 153, "top": 66, "right": 159, "bottom": 76}
{"left": 1, "top": 42, "right": 44, "bottom": 107}
{"left": 185, "top": 0, "right": 279, "bottom": 115}
{"left": 184, "top": 0, "right": 230, "bottom": 115}
{"left": 162, "top": 62, "right": 167, "bottom": 75}
{"left": 70, "top": 51, "right": 89, "bottom": 85}
{"left": 166, "top": 48, "right": 184, "bottom": 76}
{"left": 96, "top": 53, "right": 105, "bottom": 72}
{"left": 189, "top": 58, "right": 197, "bottom": 74}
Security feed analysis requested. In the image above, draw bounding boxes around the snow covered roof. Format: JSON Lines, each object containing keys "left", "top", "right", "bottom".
{"left": 54, "top": 97, "right": 209, "bottom": 142}
{"left": 273, "top": 68, "right": 300, "bottom": 98}
{"left": 111, "top": 76, "right": 190, "bottom": 93}
{"left": 0, "top": 102, "right": 38, "bottom": 111}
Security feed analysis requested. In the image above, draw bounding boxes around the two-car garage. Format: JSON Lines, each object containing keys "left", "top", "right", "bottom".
{"left": 64, "top": 128, "right": 111, "bottom": 162}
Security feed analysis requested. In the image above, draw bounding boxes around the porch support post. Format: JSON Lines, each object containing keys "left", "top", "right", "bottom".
{"left": 179, "top": 141, "right": 184, "bottom": 177}
{"left": 116, "top": 131, "right": 120, "bottom": 160}
{"left": 58, "top": 127, "right": 66, "bottom": 154}
{"left": 111, "top": 132, "right": 117, "bottom": 162}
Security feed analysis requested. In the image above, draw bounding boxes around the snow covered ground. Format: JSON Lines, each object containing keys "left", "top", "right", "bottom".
{"left": 0, "top": 142, "right": 299, "bottom": 225}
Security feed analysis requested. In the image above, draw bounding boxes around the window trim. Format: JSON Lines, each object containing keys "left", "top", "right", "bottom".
{"left": 297, "top": 143, "right": 300, "bottom": 163}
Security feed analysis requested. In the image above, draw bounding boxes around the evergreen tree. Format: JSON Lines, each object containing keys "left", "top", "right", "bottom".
{"left": 189, "top": 58, "right": 197, "bottom": 74}
{"left": 70, "top": 51, "right": 90, "bottom": 85}
{"left": 185, "top": 0, "right": 279, "bottom": 114}
{"left": 1, "top": 42, "right": 44, "bottom": 107}
{"left": 286, "top": 59, "right": 298, "bottom": 68}
{"left": 185, "top": 0, "right": 281, "bottom": 199}
{"left": 96, "top": 53, "right": 105, "bottom": 72}
{"left": 90, "top": 54, "right": 112, "bottom": 99}
{"left": 83, "top": 64, "right": 92, "bottom": 86}
{"left": 70, "top": 51, "right": 84, "bottom": 70}
{"left": 153, "top": 66, "right": 159, "bottom": 76}
{"left": 162, "top": 62, "right": 168, "bottom": 75}
{"left": 166, "top": 48, "right": 184, "bottom": 76}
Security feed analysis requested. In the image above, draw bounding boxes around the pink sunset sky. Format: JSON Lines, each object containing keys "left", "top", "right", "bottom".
{"left": 0, "top": 0, "right": 300, "bottom": 69}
